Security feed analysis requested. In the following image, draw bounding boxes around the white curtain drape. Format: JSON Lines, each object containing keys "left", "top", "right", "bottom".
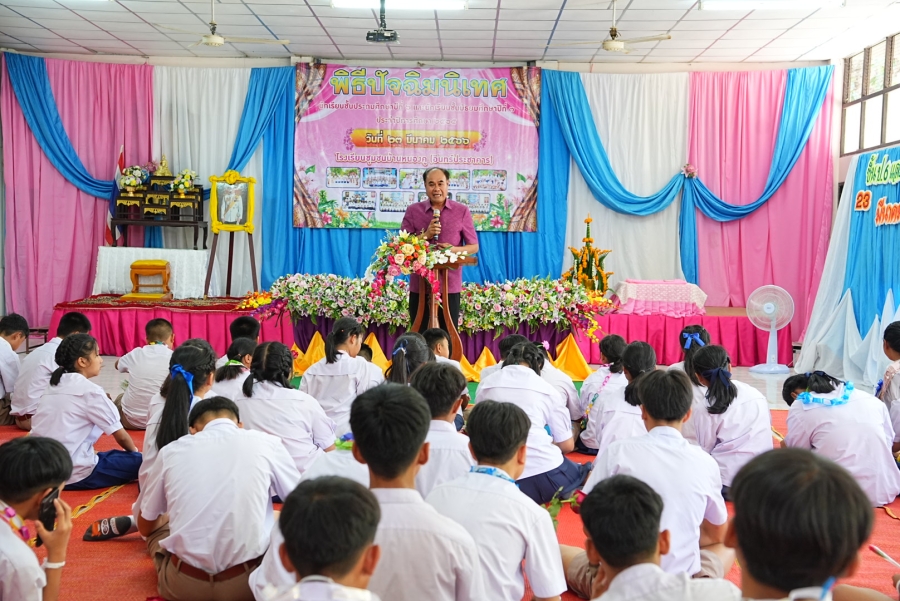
{"left": 152, "top": 67, "right": 262, "bottom": 297}
{"left": 565, "top": 73, "right": 689, "bottom": 289}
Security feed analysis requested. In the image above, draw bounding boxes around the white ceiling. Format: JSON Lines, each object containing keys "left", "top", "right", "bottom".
{"left": 0, "top": 0, "right": 897, "bottom": 63}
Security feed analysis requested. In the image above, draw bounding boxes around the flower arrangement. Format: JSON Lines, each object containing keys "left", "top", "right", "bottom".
{"left": 120, "top": 164, "right": 149, "bottom": 189}
{"left": 170, "top": 169, "right": 198, "bottom": 193}
{"left": 236, "top": 291, "right": 273, "bottom": 310}
{"left": 682, "top": 163, "right": 698, "bottom": 179}
{"left": 367, "top": 231, "right": 466, "bottom": 306}
{"left": 563, "top": 215, "right": 613, "bottom": 295}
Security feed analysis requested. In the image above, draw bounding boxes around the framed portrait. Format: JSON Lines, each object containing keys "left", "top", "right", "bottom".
{"left": 209, "top": 170, "right": 256, "bottom": 234}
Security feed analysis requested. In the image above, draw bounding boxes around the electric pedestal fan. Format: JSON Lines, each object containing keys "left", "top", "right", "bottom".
{"left": 747, "top": 285, "right": 794, "bottom": 374}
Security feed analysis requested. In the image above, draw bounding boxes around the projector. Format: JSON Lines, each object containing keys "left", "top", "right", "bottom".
{"left": 366, "top": 28, "right": 399, "bottom": 43}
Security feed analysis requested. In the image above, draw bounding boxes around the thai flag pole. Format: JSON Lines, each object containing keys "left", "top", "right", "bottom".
{"left": 106, "top": 145, "right": 125, "bottom": 246}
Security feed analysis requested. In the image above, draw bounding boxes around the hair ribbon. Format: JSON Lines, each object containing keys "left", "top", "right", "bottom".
{"left": 170, "top": 364, "right": 194, "bottom": 396}
{"left": 701, "top": 367, "right": 731, "bottom": 386}
{"left": 224, "top": 359, "right": 245, "bottom": 367}
{"left": 392, "top": 339, "right": 408, "bottom": 357}
{"left": 683, "top": 332, "right": 706, "bottom": 350}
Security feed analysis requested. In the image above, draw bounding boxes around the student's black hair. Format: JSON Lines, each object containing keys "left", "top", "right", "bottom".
{"left": 423, "top": 166, "right": 450, "bottom": 182}
{"left": 215, "top": 337, "right": 258, "bottom": 383}
{"left": 325, "top": 317, "right": 365, "bottom": 364}
{"left": 731, "top": 448, "right": 872, "bottom": 593}
{"left": 0, "top": 313, "right": 28, "bottom": 337}
{"left": 243, "top": 341, "right": 294, "bottom": 397}
{"left": 692, "top": 345, "right": 737, "bottom": 415}
{"left": 422, "top": 328, "right": 450, "bottom": 351}
{"left": 622, "top": 341, "right": 656, "bottom": 407}
{"left": 498, "top": 334, "right": 529, "bottom": 361}
{"left": 156, "top": 339, "right": 218, "bottom": 452}
{"left": 680, "top": 325, "right": 711, "bottom": 386}
{"left": 466, "top": 400, "right": 530, "bottom": 464}
{"left": 145, "top": 318, "right": 173, "bottom": 343}
{"left": 886, "top": 322, "right": 900, "bottom": 353}
{"left": 637, "top": 369, "right": 692, "bottom": 422}
{"left": 50, "top": 333, "right": 98, "bottom": 386}
{"left": 581, "top": 475, "right": 664, "bottom": 569}
{"left": 229, "top": 316, "right": 260, "bottom": 342}
{"left": 599, "top": 334, "right": 627, "bottom": 374}
{"left": 410, "top": 361, "right": 467, "bottom": 418}
{"left": 280, "top": 476, "right": 381, "bottom": 578}
{"left": 0, "top": 437, "right": 73, "bottom": 504}
{"left": 357, "top": 343, "right": 374, "bottom": 362}
{"left": 385, "top": 332, "right": 433, "bottom": 385}
{"left": 349, "top": 383, "right": 431, "bottom": 479}
{"left": 781, "top": 371, "right": 844, "bottom": 406}
{"left": 504, "top": 341, "right": 544, "bottom": 376}
{"left": 56, "top": 311, "right": 91, "bottom": 338}
{"left": 188, "top": 395, "right": 240, "bottom": 428}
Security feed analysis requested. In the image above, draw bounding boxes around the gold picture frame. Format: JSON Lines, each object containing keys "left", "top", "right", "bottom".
{"left": 209, "top": 170, "right": 256, "bottom": 234}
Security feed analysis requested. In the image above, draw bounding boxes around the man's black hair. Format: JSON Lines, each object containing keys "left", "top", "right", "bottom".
{"left": 498, "top": 334, "right": 529, "bottom": 361}
{"left": 637, "top": 369, "right": 692, "bottom": 422}
{"left": 0, "top": 437, "right": 73, "bottom": 504}
{"left": 466, "top": 400, "right": 529, "bottom": 464}
{"left": 0, "top": 313, "right": 29, "bottom": 337}
{"left": 410, "top": 361, "right": 467, "bottom": 419}
{"left": 57, "top": 311, "right": 91, "bottom": 338}
{"left": 188, "top": 396, "right": 240, "bottom": 427}
{"left": 229, "top": 316, "right": 261, "bottom": 341}
{"left": 422, "top": 328, "right": 450, "bottom": 351}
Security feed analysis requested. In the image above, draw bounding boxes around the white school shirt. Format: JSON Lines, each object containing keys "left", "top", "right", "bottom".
{"left": 474, "top": 365, "right": 573, "bottom": 479}
{"left": 0, "top": 523, "right": 45, "bottom": 601}
{"left": 426, "top": 470, "right": 567, "bottom": 601}
{"left": 363, "top": 361, "right": 385, "bottom": 389}
{"left": 579, "top": 373, "right": 646, "bottom": 456}
{"left": 141, "top": 418, "right": 301, "bottom": 573}
{"left": 300, "top": 352, "right": 381, "bottom": 437}
{"left": 435, "top": 354, "right": 464, "bottom": 373}
{"left": 210, "top": 370, "right": 251, "bottom": 401}
{"left": 117, "top": 344, "right": 173, "bottom": 429}
{"left": 666, "top": 362, "right": 706, "bottom": 445}
{"left": 691, "top": 379, "right": 773, "bottom": 487}
{"left": 478, "top": 362, "right": 502, "bottom": 383}
{"left": 0, "top": 337, "right": 20, "bottom": 398}
{"left": 592, "top": 563, "right": 741, "bottom": 601}
{"left": 577, "top": 365, "right": 613, "bottom": 420}
{"left": 369, "top": 488, "right": 486, "bottom": 601}
{"left": 542, "top": 362, "right": 580, "bottom": 418}
{"left": 237, "top": 381, "right": 336, "bottom": 475}
{"left": 10, "top": 337, "right": 61, "bottom": 417}
{"left": 881, "top": 360, "right": 900, "bottom": 410}
{"left": 415, "top": 420, "right": 475, "bottom": 497}
{"left": 583, "top": 427, "right": 727, "bottom": 576}
{"left": 31, "top": 373, "right": 125, "bottom": 484}
{"left": 268, "top": 578, "right": 381, "bottom": 601}
{"left": 303, "top": 448, "right": 370, "bottom": 486}
{"left": 216, "top": 354, "right": 228, "bottom": 369}
{"left": 785, "top": 387, "right": 900, "bottom": 507}
{"left": 250, "top": 522, "right": 293, "bottom": 601}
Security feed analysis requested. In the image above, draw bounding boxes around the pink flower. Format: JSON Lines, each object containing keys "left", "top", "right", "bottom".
{"left": 490, "top": 215, "right": 505, "bottom": 228}
{"left": 388, "top": 265, "right": 401, "bottom": 277}
{"left": 412, "top": 260, "right": 423, "bottom": 271}
{"left": 394, "top": 253, "right": 407, "bottom": 265}
{"left": 321, "top": 213, "right": 332, "bottom": 225}
{"left": 493, "top": 303, "right": 501, "bottom": 312}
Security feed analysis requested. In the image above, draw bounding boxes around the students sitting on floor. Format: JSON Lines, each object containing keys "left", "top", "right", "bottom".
{"left": 410, "top": 362, "right": 474, "bottom": 497}
{"left": 474, "top": 342, "right": 589, "bottom": 505}
{"left": 139, "top": 396, "right": 301, "bottom": 601}
{"left": 216, "top": 316, "right": 261, "bottom": 368}
{"left": 574, "top": 474, "right": 740, "bottom": 601}
{"left": 0, "top": 313, "right": 28, "bottom": 426}
{"left": 301, "top": 317, "right": 381, "bottom": 436}
{"left": 577, "top": 341, "right": 654, "bottom": 457}
{"left": 667, "top": 325, "right": 711, "bottom": 444}
{"left": 385, "top": 333, "right": 434, "bottom": 385}
{"left": 350, "top": 383, "right": 485, "bottom": 601}
{"left": 423, "top": 328, "right": 463, "bottom": 372}
{"left": 426, "top": 400, "right": 567, "bottom": 601}
{"left": 478, "top": 334, "right": 528, "bottom": 383}
{"left": 210, "top": 337, "right": 257, "bottom": 401}
{"left": 565, "top": 370, "right": 731, "bottom": 598}
{"left": 880, "top": 322, "right": 900, "bottom": 412}
{"left": 782, "top": 371, "right": 900, "bottom": 507}
{"left": 0, "top": 437, "right": 74, "bottom": 601}
{"left": 357, "top": 343, "right": 386, "bottom": 388}
{"left": 536, "top": 344, "right": 579, "bottom": 419}
{"left": 30, "top": 334, "right": 141, "bottom": 491}
{"left": 577, "top": 334, "right": 627, "bottom": 422}
{"left": 690, "top": 344, "right": 772, "bottom": 498}
{"left": 114, "top": 318, "right": 174, "bottom": 430}
{"left": 238, "top": 342, "right": 335, "bottom": 475}
{"left": 10, "top": 312, "right": 91, "bottom": 431}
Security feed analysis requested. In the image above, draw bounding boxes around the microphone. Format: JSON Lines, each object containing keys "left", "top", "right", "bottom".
{"left": 432, "top": 208, "right": 440, "bottom": 243}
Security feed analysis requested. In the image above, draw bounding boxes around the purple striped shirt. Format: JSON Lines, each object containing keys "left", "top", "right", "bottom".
{"left": 400, "top": 199, "right": 478, "bottom": 294}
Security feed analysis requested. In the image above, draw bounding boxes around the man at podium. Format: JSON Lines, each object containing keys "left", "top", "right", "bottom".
{"left": 401, "top": 167, "right": 479, "bottom": 332}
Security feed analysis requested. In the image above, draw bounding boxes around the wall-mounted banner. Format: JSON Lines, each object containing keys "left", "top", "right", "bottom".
{"left": 293, "top": 64, "right": 541, "bottom": 231}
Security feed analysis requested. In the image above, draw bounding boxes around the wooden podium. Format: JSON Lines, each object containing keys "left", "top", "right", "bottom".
{"left": 411, "top": 257, "right": 478, "bottom": 362}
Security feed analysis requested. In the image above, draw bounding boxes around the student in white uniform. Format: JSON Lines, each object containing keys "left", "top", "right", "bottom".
{"left": 426, "top": 401, "right": 566, "bottom": 601}
{"left": 349, "top": 383, "right": 486, "bottom": 601}
{"left": 576, "top": 341, "right": 653, "bottom": 457}
{"left": 879, "top": 322, "right": 900, "bottom": 412}
{"left": 10, "top": 312, "right": 91, "bottom": 431}
{"left": 216, "top": 316, "right": 261, "bottom": 369}
{"left": 0, "top": 437, "right": 74, "bottom": 601}
{"left": 301, "top": 317, "right": 380, "bottom": 436}
{"left": 409, "top": 362, "right": 474, "bottom": 497}
{"left": 30, "top": 334, "right": 142, "bottom": 491}
{"left": 239, "top": 342, "right": 336, "bottom": 475}
{"left": 782, "top": 371, "right": 900, "bottom": 507}
{"left": 689, "top": 345, "right": 773, "bottom": 498}
{"left": 478, "top": 334, "right": 528, "bottom": 384}
{"left": 667, "top": 325, "right": 711, "bottom": 444}
{"left": 138, "top": 396, "right": 301, "bottom": 601}
{"left": 384, "top": 333, "right": 434, "bottom": 385}
{"left": 566, "top": 370, "right": 731, "bottom": 595}
{"left": 255, "top": 477, "right": 382, "bottom": 601}
{"left": 537, "top": 345, "right": 579, "bottom": 418}
{"left": 474, "top": 342, "right": 589, "bottom": 505}
{"left": 423, "top": 328, "right": 464, "bottom": 373}
{"left": 0, "top": 313, "right": 28, "bottom": 426}
{"left": 573, "top": 475, "right": 740, "bottom": 601}
{"left": 210, "top": 337, "right": 257, "bottom": 401}
{"left": 114, "top": 318, "right": 174, "bottom": 430}
{"left": 576, "top": 334, "right": 626, "bottom": 422}
{"left": 357, "top": 343, "right": 387, "bottom": 389}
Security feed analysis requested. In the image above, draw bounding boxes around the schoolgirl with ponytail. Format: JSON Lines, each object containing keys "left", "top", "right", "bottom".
{"left": 578, "top": 334, "right": 627, "bottom": 419}
{"left": 31, "top": 334, "right": 142, "bottom": 491}
{"left": 385, "top": 332, "right": 434, "bottom": 385}
{"left": 301, "top": 317, "right": 382, "bottom": 437}
{"left": 210, "top": 337, "right": 257, "bottom": 401}
{"left": 690, "top": 345, "right": 773, "bottom": 493}
{"left": 667, "top": 325, "right": 712, "bottom": 445}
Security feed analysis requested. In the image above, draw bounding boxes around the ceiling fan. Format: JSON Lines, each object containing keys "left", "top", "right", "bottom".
{"left": 154, "top": 0, "right": 289, "bottom": 47}
{"left": 548, "top": 0, "right": 671, "bottom": 53}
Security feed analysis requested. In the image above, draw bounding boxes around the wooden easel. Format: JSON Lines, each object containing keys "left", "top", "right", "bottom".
{"left": 410, "top": 257, "right": 478, "bottom": 361}
{"left": 203, "top": 231, "right": 258, "bottom": 297}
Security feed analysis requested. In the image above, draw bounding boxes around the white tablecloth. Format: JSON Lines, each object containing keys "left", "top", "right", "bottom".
{"left": 92, "top": 247, "right": 220, "bottom": 299}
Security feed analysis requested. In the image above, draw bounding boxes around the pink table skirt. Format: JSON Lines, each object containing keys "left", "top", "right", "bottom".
{"left": 611, "top": 279, "right": 707, "bottom": 317}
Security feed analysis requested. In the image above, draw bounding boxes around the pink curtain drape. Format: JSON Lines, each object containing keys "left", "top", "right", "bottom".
{"left": 689, "top": 70, "right": 834, "bottom": 342}
{"left": 0, "top": 57, "right": 153, "bottom": 326}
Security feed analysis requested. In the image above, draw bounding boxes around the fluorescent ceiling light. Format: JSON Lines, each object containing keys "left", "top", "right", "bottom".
{"left": 699, "top": 0, "right": 845, "bottom": 9}
{"left": 332, "top": 0, "right": 467, "bottom": 8}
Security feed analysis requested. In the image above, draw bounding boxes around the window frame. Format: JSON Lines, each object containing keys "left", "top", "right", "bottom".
{"left": 841, "top": 33, "right": 900, "bottom": 156}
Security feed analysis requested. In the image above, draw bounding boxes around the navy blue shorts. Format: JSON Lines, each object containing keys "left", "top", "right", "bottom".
{"left": 67, "top": 450, "right": 142, "bottom": 491}
{"left": 574, "top": 436, "right": 599, "bottom": 456}
{"left": 517, "top": 457, "right": 592, "bottom": 505}
{"left": 454, "top": 413, "right": 464, "bottom": 431}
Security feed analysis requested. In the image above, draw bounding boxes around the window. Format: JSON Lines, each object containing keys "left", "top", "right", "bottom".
{"left": 841, "top": 33, "right": 900, "bottom": 155}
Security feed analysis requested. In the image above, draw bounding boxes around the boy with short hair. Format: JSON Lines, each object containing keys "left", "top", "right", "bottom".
{"left": 409, "top": 362, "right": 474, "bottom": 497}
{"left": 0, "top": 436, "right": 74, "bottom": 601}
{"left": 357, "top": 343, "right": 386, "bottom": 389}
{"left": 478, "top": 334, "right": 528, "bottom": 383}
{"left": 10, "top": 312, "right": 91, "bottom": 431}
{"left": 0, "top": 313, "right": 29, "bottom": 425}
{"left": 350, "top": 383, "right": 485, "bottom": 601}
{"left": 217, "top": 316, "right": 261, "bottom": 368}
{"left": 426, "top": 400, "right": 566, "bottom": 601}
{"left": 114, "top": 318, "right": 174, "bottom": 430}
{"left": 423, "top": 328, "right": 463, "bottom": 372}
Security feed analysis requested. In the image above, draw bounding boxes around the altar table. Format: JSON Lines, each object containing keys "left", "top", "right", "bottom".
{"left": 92, "top": 247, "right": 219, "bottom": 299}
{"left": 612, "top": 279, "right": 707, "bottom": 317}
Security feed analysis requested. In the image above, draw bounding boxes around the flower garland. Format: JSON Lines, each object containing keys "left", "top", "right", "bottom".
{"left": 798, "top": 382, "right": 854, "bottom": 407}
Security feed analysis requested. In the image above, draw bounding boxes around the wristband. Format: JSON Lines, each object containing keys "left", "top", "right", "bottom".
{"left": 43, "top": 560, "right": 65, "bottom": 570}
